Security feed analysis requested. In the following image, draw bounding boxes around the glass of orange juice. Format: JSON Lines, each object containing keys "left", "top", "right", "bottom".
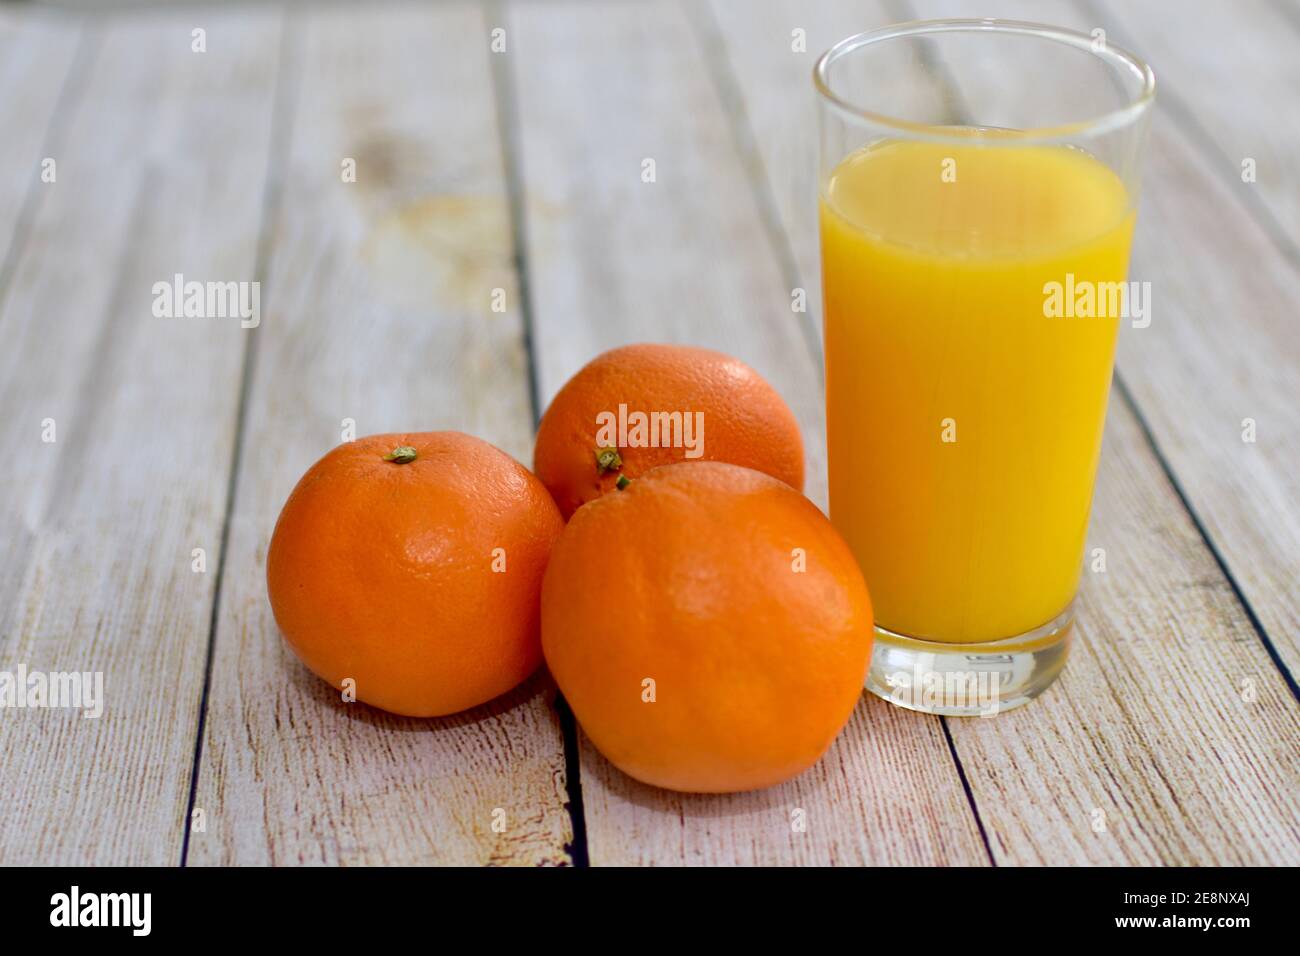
{"left": 814, "top": 21, "right": 1154, "bottom": 715}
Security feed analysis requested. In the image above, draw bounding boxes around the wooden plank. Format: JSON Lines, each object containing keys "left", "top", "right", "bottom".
{"left": 708, "top": 0, "right": 1300, "bottom": 863}
{"left": 1087, "top": 0, "right": 1300, "bottom": 258}
{"left": 0, "top": 8, "right": 82, "bottom": 289}
{"left": 0, "top": 8, "right": 282, "bottom": 865}
{"left": 186, "top": 3, "right": 572, "bottom": 867}
{"left": 507, "top": 0, "right": 989, "bottom": 865}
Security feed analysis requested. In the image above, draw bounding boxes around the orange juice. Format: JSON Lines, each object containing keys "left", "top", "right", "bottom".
{"left": 820, "top": 139, "right": 1134, "bottom": 644}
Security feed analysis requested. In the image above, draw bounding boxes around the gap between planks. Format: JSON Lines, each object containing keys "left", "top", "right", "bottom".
{"left": 484, "top": 0, "right": 592, "bottom": 868}
{"left": 180, "top": 4, "right": 297, "bottom": 867}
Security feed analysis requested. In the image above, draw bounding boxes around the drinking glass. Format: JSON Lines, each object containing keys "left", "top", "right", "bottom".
{"left": 815, "top": 20, "right": 1154, "bottom": 715}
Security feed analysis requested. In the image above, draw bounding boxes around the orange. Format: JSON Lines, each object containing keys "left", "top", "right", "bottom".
{"left": 541, "top": 461, "right": 873, "bottom": 793}
{"left": 266, "top": 432, "right": 563, "bottom": 717}
{"left": 533, "top": 343, "right": 805, "bottom": 518}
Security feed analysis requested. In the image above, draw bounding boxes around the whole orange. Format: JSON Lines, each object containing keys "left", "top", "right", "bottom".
{"left": 541, "top": 461, "right": 872, "bottom": 793}
{"left": 266, "top": 432, "right": 564, "bottom": 717}
{"left": 533, "top": 343, "right": 805, "bottom": 518}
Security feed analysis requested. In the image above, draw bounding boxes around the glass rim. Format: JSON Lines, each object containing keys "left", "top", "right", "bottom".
{"left": 813, "top": 18, "right": 1157, "bottom": 145}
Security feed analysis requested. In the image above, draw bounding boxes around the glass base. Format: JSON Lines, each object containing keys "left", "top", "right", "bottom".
{"left": 865, "top": 605, "right": 1073, "bottom": 717}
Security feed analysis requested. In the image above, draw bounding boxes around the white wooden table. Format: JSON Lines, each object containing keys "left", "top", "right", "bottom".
{"left": 1, "top": 0, "right": 1297, "bottom": 866}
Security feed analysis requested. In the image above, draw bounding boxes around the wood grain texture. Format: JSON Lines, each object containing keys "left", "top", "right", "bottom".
{"left": 507, "top": 0, "right": 990, "bottom": 865}
{"left": 0, "top": 8, "right": 282, "bottom": 865}
{"left": 709, "top": 0, "right": 1300, "bottom": 863}
{"left": 1088, "top": 0, "right": 1300, "bottom": 258}
{"left": 186, "top": 3, "right": 573, "bottom": 866}
{"left": 0, "top": 8, "right": 82, "bottom": 287}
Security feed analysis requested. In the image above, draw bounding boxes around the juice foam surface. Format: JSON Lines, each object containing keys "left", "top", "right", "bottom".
{"left": 824, "top": 139, "right": 1131, "bottom": 260}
